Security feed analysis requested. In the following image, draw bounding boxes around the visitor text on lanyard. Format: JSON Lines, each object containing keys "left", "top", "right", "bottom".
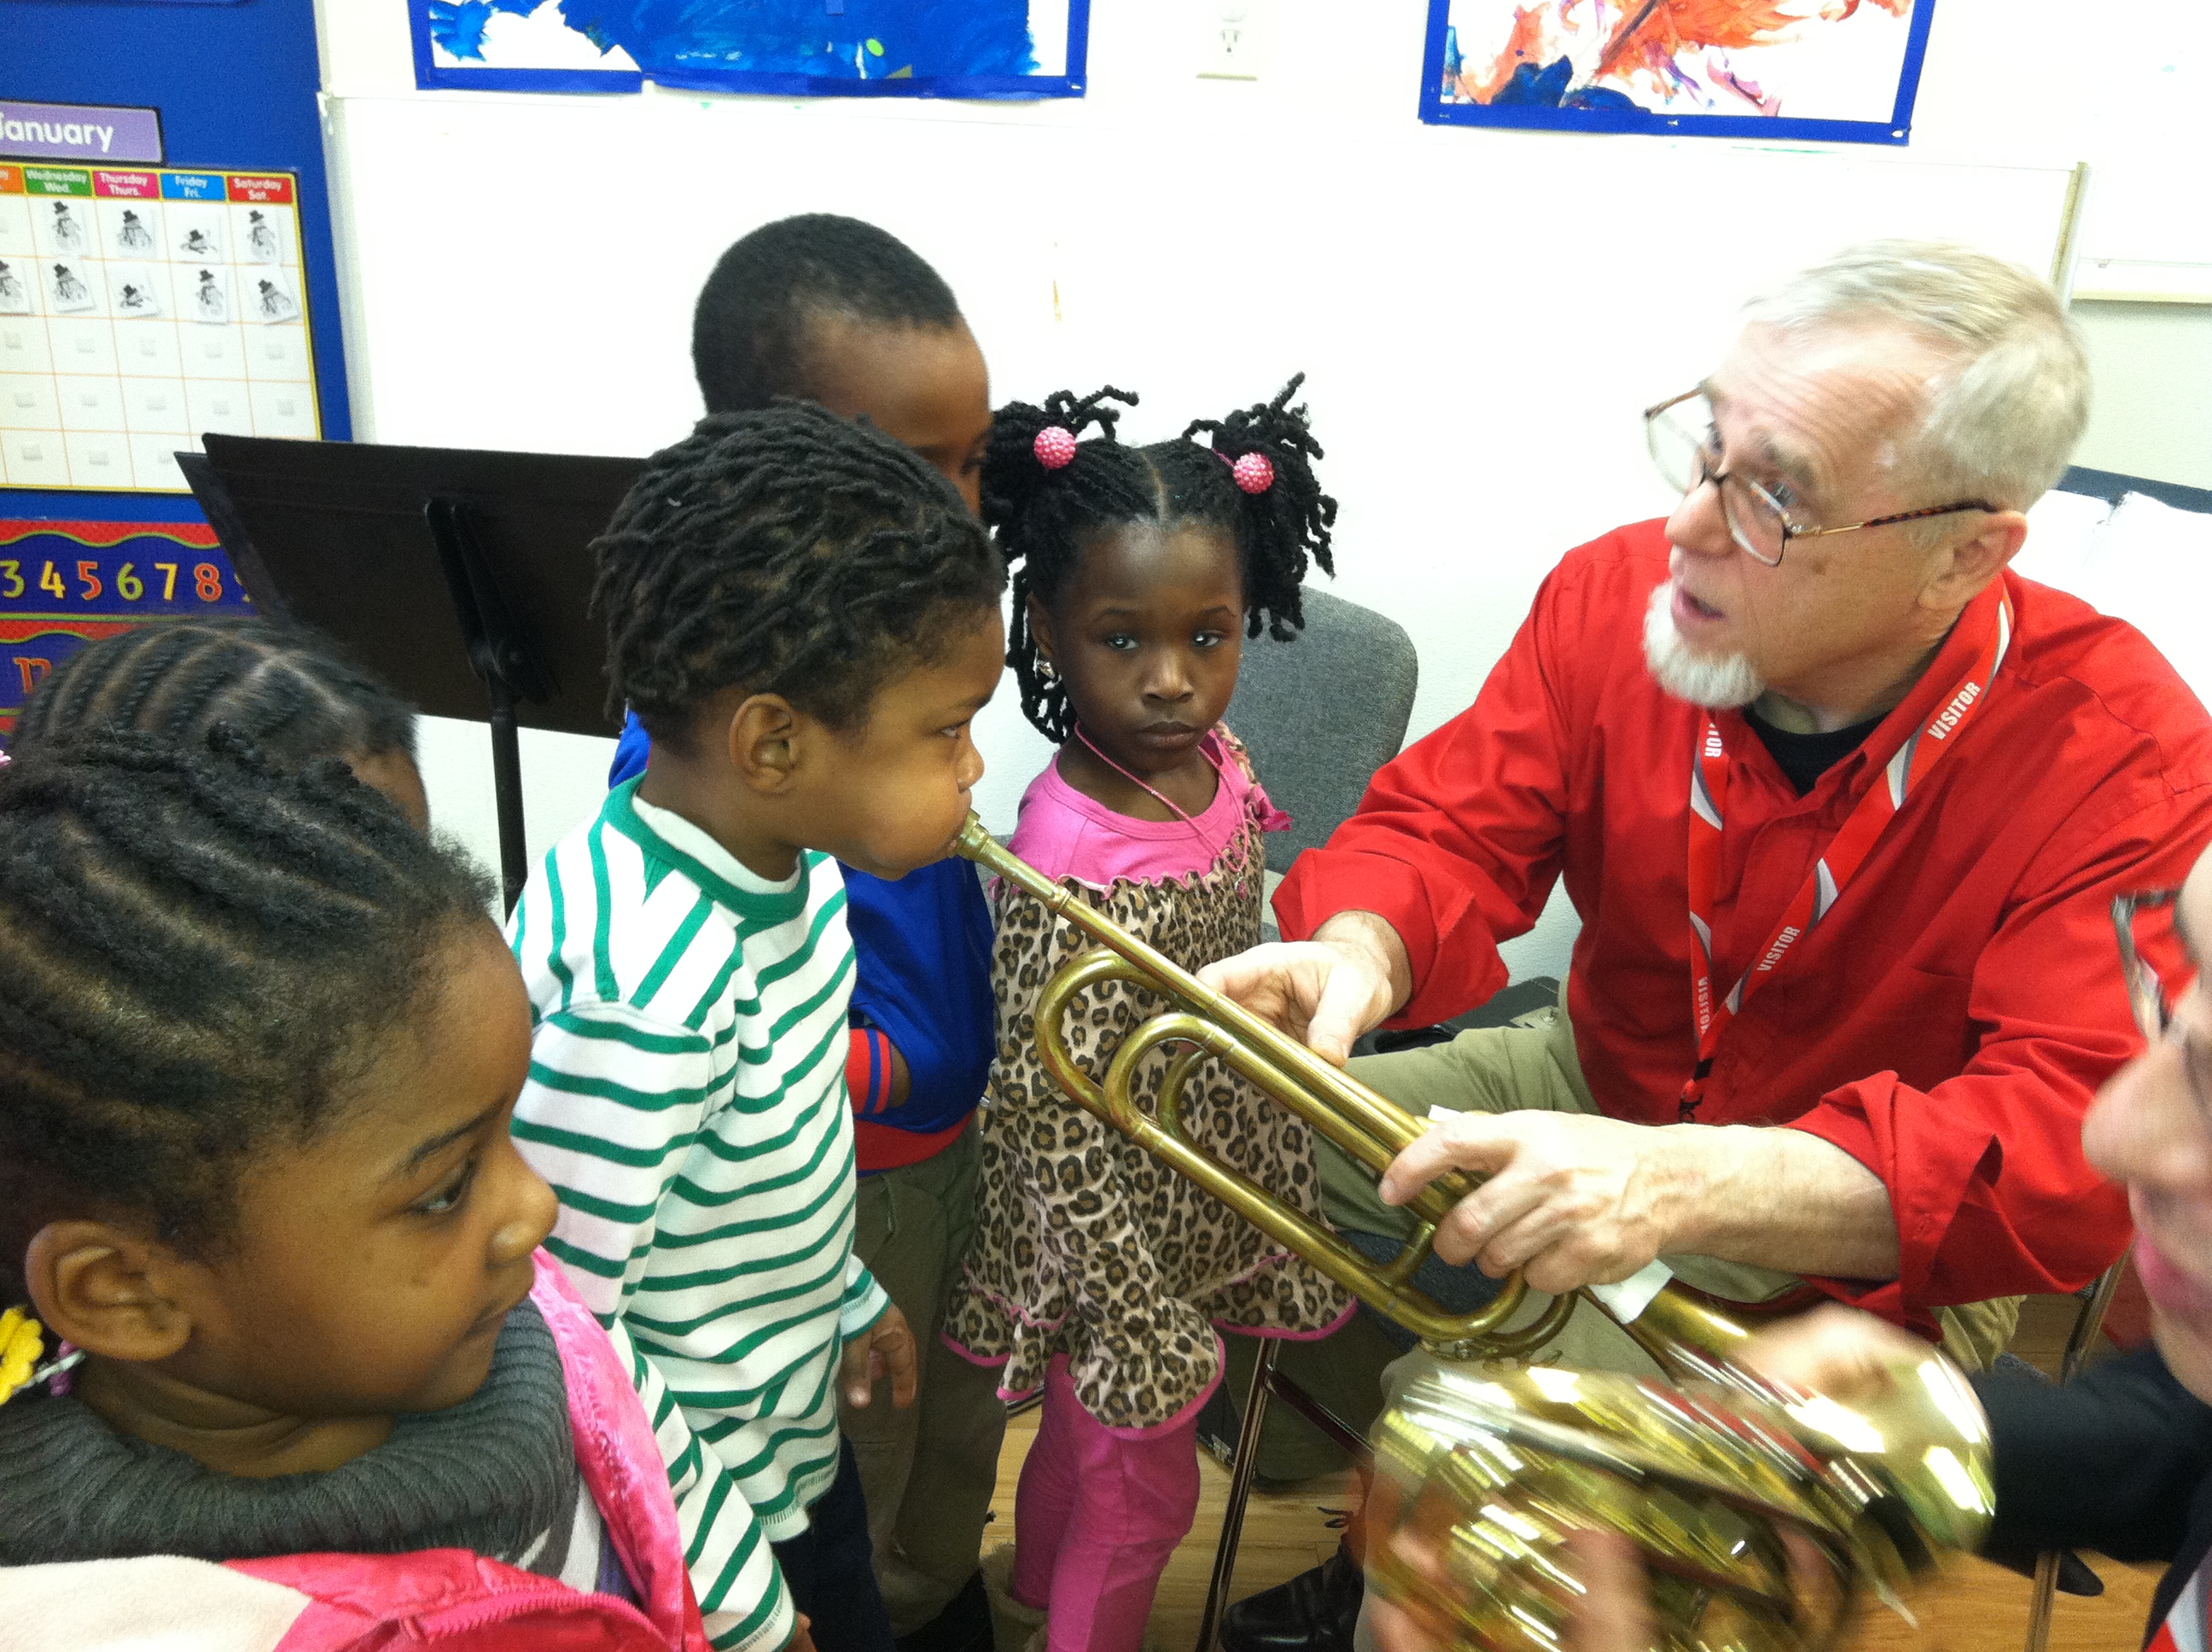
{"left": 1680, "top": 595, "right": 2015, "bottom": 1121}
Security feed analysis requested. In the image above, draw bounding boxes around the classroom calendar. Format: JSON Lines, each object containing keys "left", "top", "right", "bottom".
{"left": 0, "top": 163, "right": 321, "bottom": 494}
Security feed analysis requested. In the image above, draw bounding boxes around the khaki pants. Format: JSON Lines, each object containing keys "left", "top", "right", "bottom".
{"left": 841, "top": 1121, "right": 1010, "bottom": 1637}
{"left": 1226, "top": 981, "right": 2018, "bottom": 1479}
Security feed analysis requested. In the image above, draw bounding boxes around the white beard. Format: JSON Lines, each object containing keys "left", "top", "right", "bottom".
{"left": 1643, "top": 579, "right": 1765, "bottom": 709}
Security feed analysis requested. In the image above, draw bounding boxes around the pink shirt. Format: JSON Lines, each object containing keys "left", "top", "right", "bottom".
{"left": 1006, "top": 730, "right": 1289, "bottom": 888}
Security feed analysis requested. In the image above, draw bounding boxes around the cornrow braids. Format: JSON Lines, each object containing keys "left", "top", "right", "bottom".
{"left": 592, "top": 400, "right": 1005, "bottom": 742}
{"left": 0, "top": 731, "right": 496, "bottom": 1303}
{"left": 984, "top": 376, "right": 1338, "bottom": 742}
{"left": 692, "top": 214, "right": 962, "bottom": 415}
{"left": 13, "top": 617, "right": 416, "bottom": 765}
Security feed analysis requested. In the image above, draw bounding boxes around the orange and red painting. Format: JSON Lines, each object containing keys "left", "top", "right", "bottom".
{"left": 1423, "top": 0, "right": 1932, "bottom": 143}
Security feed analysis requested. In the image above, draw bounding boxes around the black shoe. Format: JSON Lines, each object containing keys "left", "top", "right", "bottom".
{"left": 894, "top": 1568, "right": 993, "bottom": 1652}
{"left": 1220, "top": 1548, "right": 1363, "bottom": 1652}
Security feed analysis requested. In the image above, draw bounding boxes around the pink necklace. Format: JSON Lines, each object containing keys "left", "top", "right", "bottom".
{"left": 1071, "top": 723, "right": 1220, "bottom": 845}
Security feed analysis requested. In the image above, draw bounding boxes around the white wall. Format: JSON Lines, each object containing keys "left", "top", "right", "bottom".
{"left": 313, "top": 0, "right": 2172, "bottom": 983}
{"left": 2072, "top": 301, "right": 2212, "bottom": 491}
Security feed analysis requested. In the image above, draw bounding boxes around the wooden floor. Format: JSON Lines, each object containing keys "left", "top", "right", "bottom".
{"left": 984, "top": 1295, "right": 2165, "bottom": 1652}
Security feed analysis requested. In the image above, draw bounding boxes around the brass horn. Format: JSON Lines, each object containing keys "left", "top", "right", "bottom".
{"left": 953, "top": 811, "right": 1562, "bottom": 1354}
{"left": 954, "top": 812, "right": 1994, "bottom": 1650}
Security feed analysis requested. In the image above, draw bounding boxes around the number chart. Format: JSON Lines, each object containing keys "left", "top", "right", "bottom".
{"left": 0, "top": 519, "right": 249, "bottom": 742}
{"left": 0, "top": 163, "right": 321, "bottom": 494}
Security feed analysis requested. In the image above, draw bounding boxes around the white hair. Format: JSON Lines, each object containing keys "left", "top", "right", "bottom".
{"left": 1743, "top": 240, "right": 2090, "bottom": 514}
{"left": 1644, "top": 582, "right": 1763, "bottom": 708}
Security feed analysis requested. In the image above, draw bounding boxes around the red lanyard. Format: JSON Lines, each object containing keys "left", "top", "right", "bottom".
{"left": 1680, "top": 593, "right": 2014, "bottom": 1120}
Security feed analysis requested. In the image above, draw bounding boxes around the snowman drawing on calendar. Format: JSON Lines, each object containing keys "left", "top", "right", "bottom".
{"left": 246, "top": 210, "right": 281, "bottom": 264}
{"left": 0, "top": 260, "right": 29, "bottom": 315}
{"left": 180, "top": 224, "right": 220, "bottom": 259}
{"left": 193, "top": 268, "right": 227, "bottom": 323}
{"left": 50, "top": 202, "right": 87, "bottom": 253}
{"left": 117, "top": 209, "right": 155, "bottom": 253}
{"left": 50, "top": 264, "right": 94, "bottom": 313}
{"left": 253, "top": 278, "right": 298, "bottom": 323}
{"left": 117, "top": 281, "right": 159, "bottom": 318}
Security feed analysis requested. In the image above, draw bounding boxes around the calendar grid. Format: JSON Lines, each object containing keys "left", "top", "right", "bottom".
{"left": 0, "top": 162, "right": 321, "bottom": 494}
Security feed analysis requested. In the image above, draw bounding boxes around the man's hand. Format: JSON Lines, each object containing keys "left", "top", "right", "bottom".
{"left": 1733, "top": 1303, "right": 1936, "bottom": 1395}
{"left": 1196, "top": 912, "right": 1411, "bottom": 1066}
{"left": 841, "top": 1305, "right": 918, "bottom": 1409}
{"left": 1381, "top": 1115, "right": 1902, "bottom": 1290}
{"left": 1378, "top": 1110, "right": 1694, "bottom": 1293}
{"left": 1369, "top": 1530, "right": 1655, "bottom": 1652}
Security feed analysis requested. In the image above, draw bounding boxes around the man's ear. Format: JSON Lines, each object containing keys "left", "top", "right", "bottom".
{"left": 23, "top": 1220, "right": 196, "bottom": 1364}
{"left": 724, "top": 692, "right": 807, "bottom": 794}
{"left": 1924, "top": 509, "right": 2029, "bottom": 611}
{"left": 1026, "top": 593, "right": 1060, "bottom": 672}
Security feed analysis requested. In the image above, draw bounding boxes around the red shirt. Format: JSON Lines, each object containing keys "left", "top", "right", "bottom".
{"left": 1277, "top": 522, "right": 2212, "bottom": 1329}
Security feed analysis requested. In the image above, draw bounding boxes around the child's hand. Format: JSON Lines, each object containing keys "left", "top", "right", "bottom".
{"left": 841, "top": 1304, "right": 919, "bottom": 1409}
{"left": 782, "top": 1612, "right": 817, "bottom": 1652}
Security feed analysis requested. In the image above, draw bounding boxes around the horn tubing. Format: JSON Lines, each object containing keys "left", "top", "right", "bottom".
{"left": 954, "top": 812, "right": 1743, "bottom": 1376}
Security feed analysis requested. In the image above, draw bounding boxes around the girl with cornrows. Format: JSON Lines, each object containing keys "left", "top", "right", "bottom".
{"left": 946, "top": 379, "right": 1353, "bottom": 1652}
{"left": 9, "top": 616, "right": 428, "bottom": 828}
{"left": 0, "top": 734, "right": 709, "bottom": 1649}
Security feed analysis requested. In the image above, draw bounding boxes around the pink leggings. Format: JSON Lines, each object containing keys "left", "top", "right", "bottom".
{"left": 1011, "top": 1355, "right": 1206, "bottom": 1652}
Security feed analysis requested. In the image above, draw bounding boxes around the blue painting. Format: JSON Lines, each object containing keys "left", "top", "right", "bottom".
{"left": 412, "top": 0, "right": 1088, "bottom": 98}
{"left": 1420, "top": 0, "right": 1937, "bottom": 146}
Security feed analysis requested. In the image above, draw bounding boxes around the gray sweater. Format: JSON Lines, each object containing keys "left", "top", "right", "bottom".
{"left": 0, "top": 1302, "right": 582, "bottom": 1575}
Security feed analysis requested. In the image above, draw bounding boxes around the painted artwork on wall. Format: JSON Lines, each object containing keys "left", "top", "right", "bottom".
{"left": 412, "top": 1, "right": 1089, "bottom": 98}
{"left": 1420, "top": 0, "right": 1936, "bottom": 144}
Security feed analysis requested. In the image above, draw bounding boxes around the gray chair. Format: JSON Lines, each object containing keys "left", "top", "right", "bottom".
{"left": 1225, "top": 586, "right": 1419, "bottom": 878}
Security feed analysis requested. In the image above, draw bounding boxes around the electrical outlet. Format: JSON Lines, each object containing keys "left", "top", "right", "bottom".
{"left": 1196, "top": 3, "right": 1262, "bottom": 80}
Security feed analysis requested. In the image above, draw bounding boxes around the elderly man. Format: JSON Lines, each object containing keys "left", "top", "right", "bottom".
{"left": 1204, "top": 241, "right": 2212, "bottom": 1650}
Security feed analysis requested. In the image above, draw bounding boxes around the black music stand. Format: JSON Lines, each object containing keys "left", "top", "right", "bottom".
{"left": 188, "top": 435, "right": 647, "bottom": 911}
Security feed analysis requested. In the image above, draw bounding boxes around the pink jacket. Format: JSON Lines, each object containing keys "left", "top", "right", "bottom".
{"left": 0, "top": 1254, "right": 710, "bottom": 1652}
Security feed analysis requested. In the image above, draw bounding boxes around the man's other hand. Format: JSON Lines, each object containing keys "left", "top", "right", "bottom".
{"left": 1198, "top": 913, "right": 1410, "bottom": 1066}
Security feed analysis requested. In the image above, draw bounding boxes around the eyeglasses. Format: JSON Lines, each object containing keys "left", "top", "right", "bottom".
{"left": 2114, "top": 887, "right": 2212, "bottom": 1125}
{"left": 2116, "top": 889, "right": 2197, "bottom": 1042}
{"left": 1644, "top": 389, "right": 2002, "bottom": 568}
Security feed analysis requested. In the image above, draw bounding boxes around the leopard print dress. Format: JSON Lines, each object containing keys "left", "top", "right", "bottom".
{"left": 946, "top": 736, "right": 1352, "bottom": 1431}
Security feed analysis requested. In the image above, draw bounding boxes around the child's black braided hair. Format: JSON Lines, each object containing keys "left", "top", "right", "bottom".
{"left": 692, "top": 214, "right": 961, "bottom": 415}
{"left": 12, "top": 616, "right": 416, "bottom": 765}
{"left": 594, "top": 399, "right": 1004, "bottom": 742}
{"left": 0, "top": 731, "right": 496, "bottom": 1303}
{"left": 981, "top": 375, "right": 1336, "bottom": 742}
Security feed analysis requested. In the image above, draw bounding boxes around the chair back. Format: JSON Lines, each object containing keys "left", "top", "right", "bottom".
{"left": 1226, "top": 587, "right": 1418, "bottom": 876}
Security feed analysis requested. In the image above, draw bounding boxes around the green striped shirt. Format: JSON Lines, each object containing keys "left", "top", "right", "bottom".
{"left": 509, "top": 782, "right": 886, "bottom": 1652}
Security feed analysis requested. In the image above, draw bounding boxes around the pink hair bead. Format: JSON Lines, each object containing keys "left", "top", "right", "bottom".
{"left": 1034, "top": 427, "right": 1078, "bottom": 470}
{"left": 1230, "top": 451, "right": 1276, "bottom": 495}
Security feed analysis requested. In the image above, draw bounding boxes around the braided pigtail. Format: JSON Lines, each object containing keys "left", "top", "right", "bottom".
{"left": 983, "top": 387, "right": 1151, "bottom": 742}
{"left": 1182, "top": 373, "right": 1336, "bottom": 641}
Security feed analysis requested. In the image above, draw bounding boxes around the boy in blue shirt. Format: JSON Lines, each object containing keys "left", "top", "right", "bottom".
{"left": 609, "top": 215, "right": 1001, "bottom": 1652}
